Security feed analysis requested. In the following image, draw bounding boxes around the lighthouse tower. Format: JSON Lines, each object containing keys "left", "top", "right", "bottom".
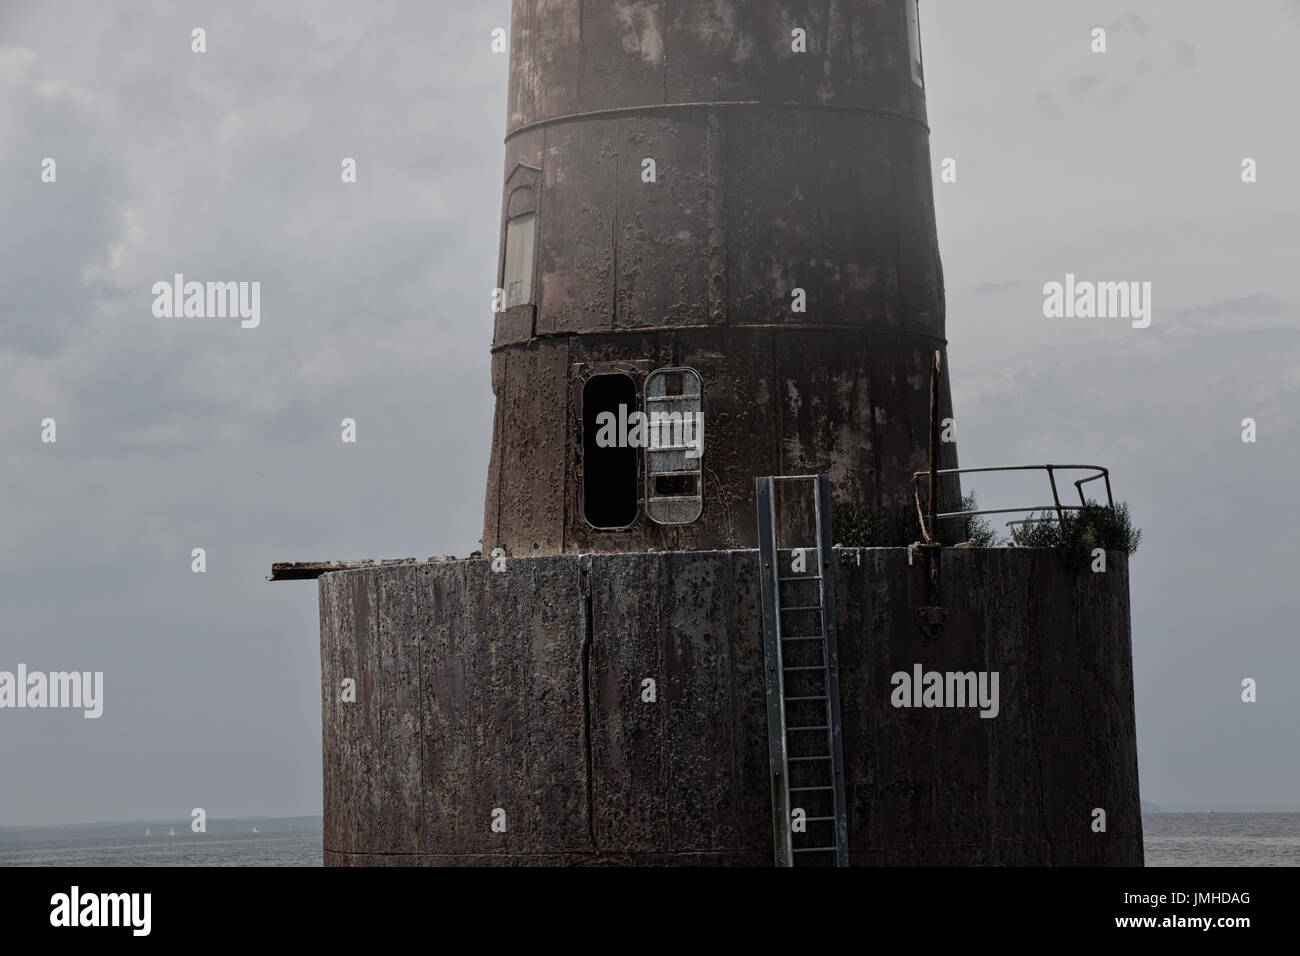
{"left": 307, "top": 0, "right": 1143, "bottom": 867}
{"left": 483, "top": 0, "right": 957, "bottom": 555}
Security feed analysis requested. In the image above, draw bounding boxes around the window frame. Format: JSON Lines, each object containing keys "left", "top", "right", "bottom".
{"left": 644, "top": 366, "right": 704, "bottom": 526}
{"left": 502, "top": 211, "right": 537, "bottom": 309}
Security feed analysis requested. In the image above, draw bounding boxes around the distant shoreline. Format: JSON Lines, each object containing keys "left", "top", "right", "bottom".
{"left": 1142, "top": 803, "right": 1300, "bottom": 814}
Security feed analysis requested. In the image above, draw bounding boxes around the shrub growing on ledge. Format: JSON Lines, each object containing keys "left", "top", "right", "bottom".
{"left": 954, "top": 493, "right": 999, "bottom": 548}
{"left": 1009, "top": 501, "right": 1142, "bottom": 570}
{"left": 834, "top": 491, "right": 998, "bottom": 548}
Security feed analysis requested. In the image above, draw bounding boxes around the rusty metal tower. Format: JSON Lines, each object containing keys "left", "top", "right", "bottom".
{"left": 482, "top": 0, "right": 958, "bottom": 555}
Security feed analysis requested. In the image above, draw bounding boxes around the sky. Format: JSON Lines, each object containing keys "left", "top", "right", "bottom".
{"left": 0, "top": 0, "right": 1296, "bottom": 827}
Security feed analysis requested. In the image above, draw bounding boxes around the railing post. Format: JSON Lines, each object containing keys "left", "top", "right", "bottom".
{"left": 1045, "top": 465, "right": 1065, "bottom": 526}
{"left": 927, "top": 351, "right": 942, "bottom": 544}
{"left": 914, "top": 475, "right": 929, "bottom": 542}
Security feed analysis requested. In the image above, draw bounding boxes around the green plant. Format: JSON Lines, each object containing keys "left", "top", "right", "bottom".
{"left": 833, "top": 490, "right": 999, "bottom": 547}
{"left": 1009, "top": 500, "right": 1141, "bottom": 570}
{"left": 951, "top": 491, "right": 999, "bottom": 547}
{"left": 831, "top": 500, "right": 912, "bottom": 548}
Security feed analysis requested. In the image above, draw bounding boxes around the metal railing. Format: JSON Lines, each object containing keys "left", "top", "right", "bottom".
{"left": 911, "top": 463, "right": 1114, "bottom": 544}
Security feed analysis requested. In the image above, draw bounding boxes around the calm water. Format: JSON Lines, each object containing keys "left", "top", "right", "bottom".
{"left": 1143, "top": 813, "right": 1299, "bottom": 867}
{"left": 0, "top": 832, "right": 322, "bottom": 867}
{"left": 2, "top": 815, "right": 1296, "bottom": 866}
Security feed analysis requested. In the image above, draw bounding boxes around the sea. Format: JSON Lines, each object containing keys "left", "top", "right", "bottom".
{"left": 1143, "top": 813, "right": 1299, "bottom": 867}
{"left": 0, "top": 831, "right": 322, "bottom": 867}
{"left": 0, "top": 814, "right": 1295, "bottom": 866}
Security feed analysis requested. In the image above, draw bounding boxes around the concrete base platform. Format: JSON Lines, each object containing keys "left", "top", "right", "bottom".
{"left": 318, "top": 547, "right": 1142, "bottom": 866}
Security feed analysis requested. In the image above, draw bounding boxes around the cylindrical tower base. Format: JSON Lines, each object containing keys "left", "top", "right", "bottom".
{"left": 319, "top": 548, "right": 1142, "bottom": 865}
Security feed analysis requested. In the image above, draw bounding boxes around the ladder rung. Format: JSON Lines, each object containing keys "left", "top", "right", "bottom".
{"left": 785, "top": 695, "right": 828, "bottom": 702}
{"left": 792, "top": 846, "right": 837, "bottom": 854}
{"left": 780, "top": 605, "right": 823, "bottom": 613}
{"left": 778, "top": 576, "right": 822, "bottom": 583}
{"left": 781, "top": 635, "right": 824, "bottom": 642}
{"left": 645, "top": 394, "right": 699, "bottom": 402}
{"left": 788, "top": 755, "right": 831, "bottom": 763}
{"left": 782, "top": 665, "right": 825, "bottom": 672}
{"left": 801, "top": 816, "right": 837, "bottom": 822}
{"left": 790, "top": 785, "right": 833, "bottom": 792}
{"left": 787, "top": 725, "right": 830, "bottom": 732}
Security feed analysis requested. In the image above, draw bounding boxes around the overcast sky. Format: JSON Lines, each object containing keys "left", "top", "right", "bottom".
{"left": 1, "top": 0, "right": 1296, "bottom": 827}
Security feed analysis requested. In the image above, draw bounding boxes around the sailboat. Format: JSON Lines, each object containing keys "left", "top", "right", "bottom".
{"left": 168, "top": 826, "right": 176, "bottom": 836}
{"left": 145, "top": 827, "right": 151, "bottom": 836}
{"left": 251, "top": 826, "right": 260, "bottom": 833}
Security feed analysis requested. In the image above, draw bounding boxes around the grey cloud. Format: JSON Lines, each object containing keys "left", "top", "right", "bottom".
{"left": 973, "top": 280, "right": 1026, "bottom": 295}
{"left": 1068, "top": 74, "right": 1102, "bottom": 96}
{"left": 1103, "top": 14, "right": 1153, "bottom": 35}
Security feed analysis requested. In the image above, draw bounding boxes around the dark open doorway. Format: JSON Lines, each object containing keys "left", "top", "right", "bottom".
{"left": 582, "top": 373, "right": 639, "bottom": 529}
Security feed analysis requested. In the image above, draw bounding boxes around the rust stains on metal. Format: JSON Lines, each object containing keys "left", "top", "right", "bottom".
{"left": 483, "top": 0, "right": 958, "bottom": 556}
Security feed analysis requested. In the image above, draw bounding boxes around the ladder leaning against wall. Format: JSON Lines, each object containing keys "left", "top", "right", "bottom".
{"left": 754, "top": 474, "right": 850, "bottom": 867}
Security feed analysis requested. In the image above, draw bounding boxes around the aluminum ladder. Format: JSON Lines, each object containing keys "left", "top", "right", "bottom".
{"left": 755, "top": 474, "right": 849, "bottom": 867}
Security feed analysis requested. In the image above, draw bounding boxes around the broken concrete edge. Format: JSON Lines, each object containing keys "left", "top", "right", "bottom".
{"left": 271, "top": 544, "right": 1082, "bottom": 581}
{"left": 269, "top": 557, "right": 464, "bottom": 581}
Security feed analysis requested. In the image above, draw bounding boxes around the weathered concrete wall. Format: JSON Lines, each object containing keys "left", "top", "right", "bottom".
{"left": 320, "top": 548, "right": 1141, "bottom": 865}
{"left": 484, "top": 330, "right": 961, "bottom": 555}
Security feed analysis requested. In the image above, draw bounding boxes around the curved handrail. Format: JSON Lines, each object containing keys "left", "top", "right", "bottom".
{"left": 911, "top": 464, "right": 1114, "bottom": 543}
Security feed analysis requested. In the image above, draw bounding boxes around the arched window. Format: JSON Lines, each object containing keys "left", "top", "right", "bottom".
{"left": 499, "top": 164, "right": 541, "bottom": 313}
{"left": 503, "top": 211, "right": 537, "bottom": 308}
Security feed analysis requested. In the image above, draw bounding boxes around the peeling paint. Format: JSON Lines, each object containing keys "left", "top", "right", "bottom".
{"left": 614, "top": 1, "right": 664, "bottom": 64}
